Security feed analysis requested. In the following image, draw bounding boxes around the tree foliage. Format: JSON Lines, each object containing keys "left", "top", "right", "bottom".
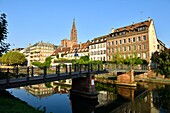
{"left": 151, "top": 49, "right": 170, "bottom": 78}
{"left": 32, "top": 56, "right": 52, "bottom": 68}
{"left": 112, "top": 53, "right": 147, "bottom": 66}
{"left": 0, "top": 51, "right": 27, "bottom": 66}
{"left": 0, "top": 13, "right": 10, "bottom": 56}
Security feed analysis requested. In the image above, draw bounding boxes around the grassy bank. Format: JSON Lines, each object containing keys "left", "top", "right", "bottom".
{"left": 0, "top": 90, "right": 43, "bottom": 113}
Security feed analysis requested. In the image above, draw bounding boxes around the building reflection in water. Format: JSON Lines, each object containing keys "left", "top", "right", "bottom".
{"left": 25, "top": 81, "right": 71, "bottom": 99}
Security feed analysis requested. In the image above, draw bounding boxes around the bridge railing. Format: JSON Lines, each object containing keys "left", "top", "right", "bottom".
{"left": 0, "top": 64, "right": 105, "bottom": 81}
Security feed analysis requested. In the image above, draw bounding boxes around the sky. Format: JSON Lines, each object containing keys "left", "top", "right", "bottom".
{"left": 0, "top": 0, "right": 170, "bottom": 49}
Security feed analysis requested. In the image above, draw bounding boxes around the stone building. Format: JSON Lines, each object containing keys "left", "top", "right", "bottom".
{"left": 61, "top": 19, "right": 78, "bottom": 48}
{"left": 89, "top": 35, "right": 108, "bottom": 61}
{"left": 54, "top": 41, "right": 90, "bottom": 60}
{"left": 29, "top": 41, "right": 55, "bottom": 65}
{"left": 106, "top": 18, "right": 165, "bottom": 63}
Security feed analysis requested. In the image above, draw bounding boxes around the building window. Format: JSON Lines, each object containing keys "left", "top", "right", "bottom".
{"left": 128, "top": 46, "right": 131, "bottom": 51}
{"left": 157, "top": 45, "right": 160, "bottom": 49}
{"left": 112, "top": 48, "right": 114, "bottom": 52}
{"left": 120, "top": 47, "right": 122, "bottom": 52}
{"left": 128, "top": 38, "right": 131, "bottom": 43}
{"left": 104, "top": 50, "right": 106, "bottom": 54}
{"left": 138, "top": 36, "right": 141, "bottom": 41}
{"left": 120, "top": 40, "right": 122, "bottom": 44}
{"left": 124, "top": 46, "right": 126, "bottom": 51}
{"left": 144, "top": 44, "right": 147, "bottom": 49}
{"left": 124, "top": 39, "right": 126, "bottom": 43}
{"left": 108, "top": 56, "right": 110, "bottom": 60}
{"left": 116, "top": 40, "right": 118, "bottom": 45}
{"left": 112, "top": 41, "right": 114, "bottom": 45}
{"left": 143, "top": 53, "right": 147, "bottom": 59}
{"left": 138, "top": 53, "right": 141, "bottom": 58}
{"left": 133, "top": 37, "right": 136, "bottom": 42}
{"left": 108, "top": 42, "right": 110, "bottom": 46}
{"left": 108, "top": 49, "right": 110, "bottom": 53}
{"left": 134, "top": 45, "right": 136, "bottom": 50}
{"left": 143, "top": 35, "right": 146, "bottom": 40}
{"left": 116, "top": 48, "right": 118, "bottom": 52}
{"left": 138, "top": 45, "right": 141, "bottom": 50}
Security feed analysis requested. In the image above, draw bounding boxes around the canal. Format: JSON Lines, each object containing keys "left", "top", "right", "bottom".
{"left": 5, "top": 82, "right": 170, "bottom": 113}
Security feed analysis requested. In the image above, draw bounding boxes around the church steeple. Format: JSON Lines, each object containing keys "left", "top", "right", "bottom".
{"left": 70, "top": 18, "right": 77, "bottom": 43}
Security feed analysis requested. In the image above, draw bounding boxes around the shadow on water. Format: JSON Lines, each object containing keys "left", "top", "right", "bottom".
{"left": 70, "top": 94, "right": 98, "bottom": 113}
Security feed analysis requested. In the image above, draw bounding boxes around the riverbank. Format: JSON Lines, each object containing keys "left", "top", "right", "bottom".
{"left": 0, "top": 90, "right": 43, "bottom": 113}
{"left": 95, "top": 73, "right": 170, "bottom": 85}
{"left": 135, "top": 78, "right": 170, "bottom": 84}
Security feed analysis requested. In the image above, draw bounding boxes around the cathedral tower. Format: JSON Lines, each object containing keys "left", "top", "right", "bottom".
{"left": 70, "top": 19, "right": 78, "bottom": 43}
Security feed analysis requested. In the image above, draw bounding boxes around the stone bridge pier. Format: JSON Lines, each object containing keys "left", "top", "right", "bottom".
{"left": 70, "top": 73, "right": 98, "bottom": 100}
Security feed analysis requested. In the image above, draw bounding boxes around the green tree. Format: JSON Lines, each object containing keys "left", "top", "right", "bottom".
{"left": 32, "top": 56, "right": 52, "bottom": 68}
{"left": 151, "top": 49, "right": 170, "bottom": 78}
{"left": 0, "top": 51, "right": 27, "bottom": 66}
{"left": 0, "top": 13, "right": 10, "bottom": 56}
{"left": 112, "top": 53, "right": 124, "bottom": 64}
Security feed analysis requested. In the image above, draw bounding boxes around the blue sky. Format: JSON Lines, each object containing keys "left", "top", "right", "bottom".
{"left": 1, "top": 0, "right": 170, "bottom": 49}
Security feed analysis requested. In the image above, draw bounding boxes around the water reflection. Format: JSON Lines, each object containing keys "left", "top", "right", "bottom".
{"left": 6, "top": 82, "right": 170, "bottom": 113}
{"left": 70, "top": 94, "right": 98, "bottom": 113}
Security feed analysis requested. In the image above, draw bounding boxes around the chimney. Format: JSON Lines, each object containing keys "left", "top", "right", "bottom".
{"left": 148, "top": 17, "right": 151, "bottom": 21}
{"left": 111, "top": 28, "right": 115, "bottom": 33}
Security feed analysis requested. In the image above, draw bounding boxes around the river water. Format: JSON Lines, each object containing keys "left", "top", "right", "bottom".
{"left": 6, "top": 82, "right": 170, "bottom": 113}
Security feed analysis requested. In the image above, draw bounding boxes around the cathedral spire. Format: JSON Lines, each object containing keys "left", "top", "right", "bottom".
{"left": 70, "top": 18, "right": 77, "bottom": 43}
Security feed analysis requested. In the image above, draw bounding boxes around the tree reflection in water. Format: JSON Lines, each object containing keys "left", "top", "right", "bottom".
{"left": 153, "top": 85, "right": 170, "bottom": 113}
